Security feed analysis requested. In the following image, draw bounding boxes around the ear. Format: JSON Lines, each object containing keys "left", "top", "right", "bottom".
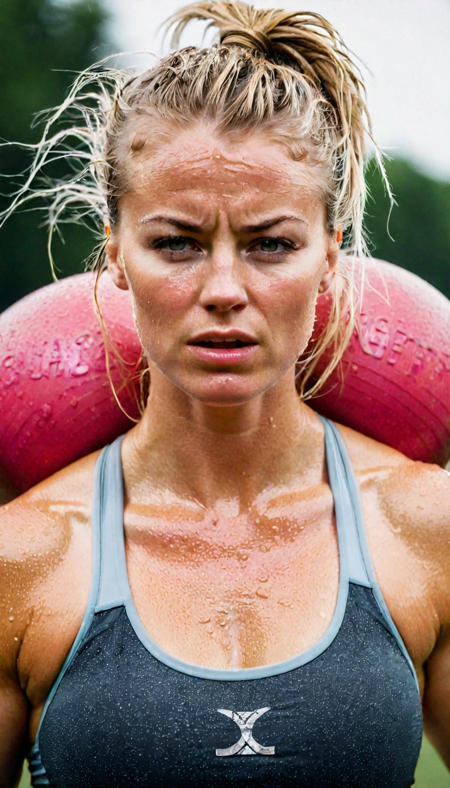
{"left": 318, "top": 232, "right": 340, "bottom": 294}
{"left": 106, "top": 237, "right": 129, "bottom": 291}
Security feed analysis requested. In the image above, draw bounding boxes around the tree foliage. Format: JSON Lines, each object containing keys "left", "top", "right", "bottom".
{"left": 0, "top": 0, "right": 111, "bottom": 311}
{"left": 365, "top": 157, "right": 450, "bottom": 298}
{"left": 0, "top": 1, "right": 448, "bottom": 310}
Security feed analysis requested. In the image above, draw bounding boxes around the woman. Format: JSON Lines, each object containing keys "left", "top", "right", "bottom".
{"left": 1, "top": 1, "right": 449, "bottom": 785}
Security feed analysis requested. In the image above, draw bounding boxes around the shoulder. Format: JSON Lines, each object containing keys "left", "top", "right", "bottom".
{"left": 0, "top": 448, "right": 101, "bottom": 566}
{"left": 0, "top": 449, "right": 101, "bottom": 674}
{"left": 336, "top": 422, "right": 450, "bottom": 623}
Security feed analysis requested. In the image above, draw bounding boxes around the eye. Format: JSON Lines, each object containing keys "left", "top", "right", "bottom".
{"left": 248, "top": 237, "right": 298, "bottom": 259}
{"left": 150, "top": 235, "right": 202, "bottom": 260}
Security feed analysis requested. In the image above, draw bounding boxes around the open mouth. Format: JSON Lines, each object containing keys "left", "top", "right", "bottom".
{"left": 193, "top": 339, "right": 255, "bottom": 348}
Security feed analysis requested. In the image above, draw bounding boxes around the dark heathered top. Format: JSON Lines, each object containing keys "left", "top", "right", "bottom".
{"left": 28, "top": 417, "right": 423, "bottom": 787}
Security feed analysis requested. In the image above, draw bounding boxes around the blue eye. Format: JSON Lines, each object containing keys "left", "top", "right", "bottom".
{"left": 150, "top": 236, "right": 202, "bottom": 260}
{"left": 152, "top": 236, "right": 197, "bottom": 253}
{"left": 149, "top": 235, "right": 297, "bottom": 261}
{"left": 258, "top": 238, "right": 286, "bottom": 252}
{"left": 250, "top": 237, "right": 297, "bottom": 256}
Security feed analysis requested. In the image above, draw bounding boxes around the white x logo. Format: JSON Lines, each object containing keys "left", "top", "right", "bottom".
{"left": 215, "top": 707, "right": 275, "bottom": 756}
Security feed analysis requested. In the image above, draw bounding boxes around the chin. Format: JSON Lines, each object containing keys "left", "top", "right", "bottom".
{"left": 180, "top": 375, "right": 269, "bottom": 407}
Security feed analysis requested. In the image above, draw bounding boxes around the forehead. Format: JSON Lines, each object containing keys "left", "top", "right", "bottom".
{"left": 119, "top": 119, "right": 325, "bottom": 221}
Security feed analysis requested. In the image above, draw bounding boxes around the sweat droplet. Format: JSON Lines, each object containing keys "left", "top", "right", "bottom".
{"left": 256, "top": 589, "right": 268, "bottom": 599}
{"left": 199, "top": 616, "right": 211, "bottom": 624}
{"left": 8, "top": 615, "right": 14, "bottom": 622}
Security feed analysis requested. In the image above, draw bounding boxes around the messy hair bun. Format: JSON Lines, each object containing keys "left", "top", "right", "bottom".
{"left": 0, "top": 0, "right": 391, "bottom": 401}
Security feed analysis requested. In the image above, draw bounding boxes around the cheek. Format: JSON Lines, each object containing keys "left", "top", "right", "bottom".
{"left": 128, "top": 271, "right": 194, "bottom": 350}
{"left": 261, "top": 272, "right": 320, "bottom": 348}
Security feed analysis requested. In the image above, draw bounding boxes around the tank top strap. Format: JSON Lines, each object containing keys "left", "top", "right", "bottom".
{"left": 319, "top": 416, "right": 419, "bottom": 691}
{"left": 319, "top": 416, "right": 371, "bottom": 588}
{"left": 92, "top": 434, "right": 131, "bottom": 612}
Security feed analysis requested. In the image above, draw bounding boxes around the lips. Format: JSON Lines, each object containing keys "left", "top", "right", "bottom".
{"left": 186, "top": 330, "right": 259, "bottom": 365}
{"left": 188, "top": 330, "right": 258, "bottom": 348}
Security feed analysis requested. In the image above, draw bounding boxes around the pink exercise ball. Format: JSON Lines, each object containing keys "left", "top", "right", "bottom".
{"left": 0, "top": 273, "right": 141, "bottom": 491}
{"left": 307, "top": 259, "right": 450, "bottom": 465}
{"left": 0, "top": 259, "right": 448, "bottom": 491}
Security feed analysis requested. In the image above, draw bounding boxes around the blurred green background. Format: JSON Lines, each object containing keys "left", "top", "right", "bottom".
{"left": 1, "top": 0, "right": 448, "bottom": 784}
{"left": 1, "top": 0, "right": 449, "bottom": 310}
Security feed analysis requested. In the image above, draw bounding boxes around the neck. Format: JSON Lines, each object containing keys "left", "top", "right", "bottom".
{"left": 122, "top": 371, "right": 324, "bottom": 512}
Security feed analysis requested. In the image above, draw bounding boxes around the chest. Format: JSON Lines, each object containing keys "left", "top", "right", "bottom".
{"left": 32, "top": 584, "right": 423, "bottom": 787}
{"left": 25, "top": 484, "right": 431, "bottom": 732}
{"left": 123, "top": 491, "right": 341, "bottom": 669}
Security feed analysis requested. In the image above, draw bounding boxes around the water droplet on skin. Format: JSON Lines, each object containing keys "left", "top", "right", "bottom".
{"left": 219, "top": 620, "right": 227, "bottom": 627}
{"left": 13, "top": 636, "right": 19, "bottom": 642}
{"left": 272, "top": 525, "right": 278, "bottom": 531}
{"left": 255, "top": 517, "right": 261, "bottom": 524}
{"left": 257, "top": 573, "right": 268, "bottom": 583}
{"left": 199, "top": 616, "right": 211, "bottom": 624}
{"left": 8, "top": 615, "right": 14, "bottom": 622}
{"left": 238, "top": 553, "right": 248, "bottom": 562}
{"left": 256, "top": 589, "right": 268, "bottom": 599}
{"left": 392, "top": 525, "right": 402, "bottom": 534}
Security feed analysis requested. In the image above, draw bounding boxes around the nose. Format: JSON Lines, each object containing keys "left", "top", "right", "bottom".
{"left": 199, "top": 249, "right": 249, "bottom": 313}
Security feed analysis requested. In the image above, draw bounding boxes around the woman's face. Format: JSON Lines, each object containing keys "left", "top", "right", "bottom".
{"left": 107, "top": 120, "right": 339, "bottom": 406}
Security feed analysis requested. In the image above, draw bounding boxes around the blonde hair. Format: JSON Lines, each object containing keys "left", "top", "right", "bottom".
{"left": 0, "top": 0, "right": 391, "bottom": 407}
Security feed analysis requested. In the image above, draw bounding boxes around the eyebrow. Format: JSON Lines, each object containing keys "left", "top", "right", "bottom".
{"left": 137, "top": 214, "right": 308, "bottom": 232}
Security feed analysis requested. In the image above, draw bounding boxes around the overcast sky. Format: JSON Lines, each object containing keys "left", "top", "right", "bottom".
{"left": 103, "top": 0, "right": 449, "bottom": 180}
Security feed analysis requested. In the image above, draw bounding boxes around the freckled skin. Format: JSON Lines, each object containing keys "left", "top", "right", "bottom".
{"left": 1, "top": 121, "right": 450, "bottom": 780}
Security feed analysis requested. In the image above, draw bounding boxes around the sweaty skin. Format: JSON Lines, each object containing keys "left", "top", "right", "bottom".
{"left": 1, "top": 121, "right": 449, "bottom": 784}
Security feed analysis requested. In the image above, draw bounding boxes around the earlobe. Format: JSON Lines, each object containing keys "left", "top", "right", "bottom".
{"left": 319, "top": 234, "right": 340, "bottom": 293}
{"left": 106, "top": 243, "right": 129, "bottom": 291}
{"left": 318, "top": 268, "right": 335, "bottom": 294}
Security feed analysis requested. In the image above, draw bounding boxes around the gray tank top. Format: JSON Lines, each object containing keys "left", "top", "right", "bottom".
{"left": 28, "top": 417, "right": 423, "bottom": 786}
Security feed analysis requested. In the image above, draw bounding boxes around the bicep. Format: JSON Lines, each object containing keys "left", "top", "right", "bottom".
{"left": 0, "top": 671, "right": 30, "bottom": 788}
{"left": 422, "top": 627, "right": 450, "bottom": 770}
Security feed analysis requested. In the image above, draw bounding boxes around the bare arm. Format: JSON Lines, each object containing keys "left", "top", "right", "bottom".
{"left": 422, "top": 625, "right": 450, "bottom": 768}
{"left": 0, "top": 671, "right": 29, "bottom": 788}
{"left": 384, "top": 462, "right": 450, "bottom": 769}
{"left": 0, "top": 504, "right": 31, "bottom": 787}
{"left": 0, "top": 453, "right": 96, "bottom": 786}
